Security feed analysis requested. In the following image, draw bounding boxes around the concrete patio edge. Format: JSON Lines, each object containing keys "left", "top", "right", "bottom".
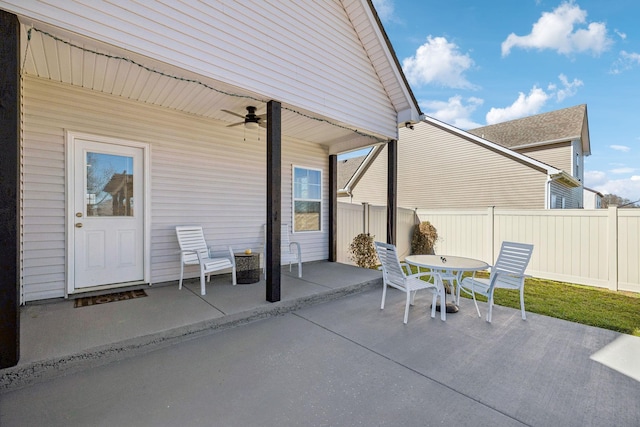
{"left": 0, "top": 277, "right": 381, "bottom": 393}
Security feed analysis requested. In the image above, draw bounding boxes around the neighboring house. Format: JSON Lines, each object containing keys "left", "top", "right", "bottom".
{"left": 0, "top": 0, "right": 421, "bottom": 365}
{"left": 339, "top": 105, "right": 588, "bottom": 209}
{"left": 468, "top": 104, "right": 590, "bottom": 208}
{"left": 583, "top": 187, "right": 604, "bottom": 209}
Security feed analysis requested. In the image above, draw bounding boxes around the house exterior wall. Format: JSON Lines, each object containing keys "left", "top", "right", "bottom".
{"left": 347, "top": 122, "right": 550, "bottom": 209}
{"left": 22, "top": 76, "right": 329, "bottom": 302}
{"left": 583, "top": 189, "right": 602, "bottom": 209}
{"left": 571, "top": 139, "right": 584, "bottom": 182}
{"left": 549, "top": 180, "right": 581, "bottom": 209}
{"left": 2, "top": 0, "right": 400, "bottom": 139}
{"left": 346, "top": 147, "right": 389, "bottom": 206}
{"left": 517, "top": 142, "right": 572, "bottom": 172}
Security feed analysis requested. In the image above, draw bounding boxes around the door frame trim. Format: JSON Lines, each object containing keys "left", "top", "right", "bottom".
{"left": 65, "top": 131, "right": 151, "bottom": 296}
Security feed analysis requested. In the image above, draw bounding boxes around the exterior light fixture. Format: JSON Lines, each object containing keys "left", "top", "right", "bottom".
{"left": 245, "top": 121, "right": 260, "bottom": 130}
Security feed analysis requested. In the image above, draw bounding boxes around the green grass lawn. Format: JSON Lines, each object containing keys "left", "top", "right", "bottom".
{"left": 458, "top": 272, "right": 640, "bottom": 336}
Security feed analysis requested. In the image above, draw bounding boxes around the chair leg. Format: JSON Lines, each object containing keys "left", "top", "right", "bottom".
{"left": 179, "top": 262, "right": 184, "bottom": 290}
{"left": 200, "top": 270, "right": 206, "bottom": 296}
{"left": 380, "top": 284, "right": 387, "bottom": 310}
{"left": 471, "top": 291, "right": 481, "bottom": 318}
{"left": 520, "top": 286, "right": 527, "bottom": 320}
{"left": 439, "top": 290, "right": 446, "bottom": 321}
{"left": 486, "top": 293, "right": 494, "bottom": 323}
{"left": 430, "top": 293, "right": 437, "bottom": 318}
{"left": 404, "top": 291, "right": 411, "bottom": 324}
{"left": 232, "top": 266, "right": 237, "bottom": 286}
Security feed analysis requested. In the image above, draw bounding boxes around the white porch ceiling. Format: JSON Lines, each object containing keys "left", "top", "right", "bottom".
{"left": 19, "top": 23, "right": 386, "bottom": 153}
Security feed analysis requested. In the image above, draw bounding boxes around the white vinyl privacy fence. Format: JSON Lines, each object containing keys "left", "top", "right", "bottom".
{"left": 337, "top": 202, "right": 416, "bottom": 264}
{"left": 337, "top": 202, "right": 640, "bottom": 293}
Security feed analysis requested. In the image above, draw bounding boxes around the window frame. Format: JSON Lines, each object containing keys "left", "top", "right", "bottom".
{"left": 291, "top": 165, "right": 323, "bottom": 233}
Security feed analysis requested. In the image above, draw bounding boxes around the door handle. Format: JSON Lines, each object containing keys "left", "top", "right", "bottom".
{"left": 75, "top": 223, "right": 83, "bottom": 228}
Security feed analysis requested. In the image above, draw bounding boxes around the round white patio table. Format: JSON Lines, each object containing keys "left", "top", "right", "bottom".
{"left": 404, "top": 255, "right": 489, "bottom": 313}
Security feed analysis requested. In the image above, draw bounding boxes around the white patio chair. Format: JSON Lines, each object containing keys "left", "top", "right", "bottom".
{"left": 457, "top": 241, "right": 534, "bottom": 323}
{"left": 263, "top": 223, "right": 302, "bottom": 278}
{"left": 176, "top": 226, "right": 237, "bottom": 295}
{"left": 375, "top": 241, "right": 446, "bottom": 324}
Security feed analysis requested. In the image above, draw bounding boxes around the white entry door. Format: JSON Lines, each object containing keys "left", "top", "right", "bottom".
{"left": 70, "top": 136, "right": 146, "bottom": 291}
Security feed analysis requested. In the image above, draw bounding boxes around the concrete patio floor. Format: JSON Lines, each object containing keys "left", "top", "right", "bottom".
{"left": 1, "top": 261, "right": 383, "bottom": 391}
{"left": 1, "top": 260, "right": 639, "bottom": 426}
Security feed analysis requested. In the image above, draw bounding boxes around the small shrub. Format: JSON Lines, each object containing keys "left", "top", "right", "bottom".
{"left": 349, "top": 233, "right": 378, "bottom": 269}
{"left": 411, "top": 221, "right": 439, "bottom": 255}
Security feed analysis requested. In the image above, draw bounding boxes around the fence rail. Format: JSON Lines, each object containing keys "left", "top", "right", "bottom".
{"left": 337, "top": 202, "right": 640, "bottom": 293}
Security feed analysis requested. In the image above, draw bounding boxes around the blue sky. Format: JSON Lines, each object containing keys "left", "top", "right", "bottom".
{"left": 371, "top": 0, "right": 640, "bottom": 202}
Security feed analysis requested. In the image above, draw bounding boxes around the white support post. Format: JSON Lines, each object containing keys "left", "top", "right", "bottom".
{"left": 362, "top": 202, "right": 369, "bottom": 234}
{"left": 487, "top": 206, "right": 495, "bottom": 264}
{"left": 607, "top": 206, "right": 619, "bottom": 291}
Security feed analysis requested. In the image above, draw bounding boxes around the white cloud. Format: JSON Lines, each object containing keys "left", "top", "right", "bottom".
{"left": 610, "top": 145, "right": 631, "bottom": 152}
{"left": 485, "top": 75, "right": 581, "bottom": 124}
{"left": 610, "top": 50, "right": 640, "bottom": 74}
{"left": 501, "top": 1, "right": 612, "bottom": 56}
{"left": 586, "top": 170, "right": 640, "bottom": 201}
{"left": 420, "top": 95, "right": 484, "bottom": 129}
{"left": 584, "top": 170, "right": 607, "bottom": 187}
{"left": 610, "top": 167, "right": 635, "bottom": 174}
{"left": 486, "top": 86, "right": 549, "bottom": 124}
{"left": 402, "top": 36, "right": 476, "bottom": 89}
{"left": 615, "top": 29, "right": 627, "bottom": 40}
{"left": 371, "top": 0, "right": 400, "bottom": 23}
{"left": 593, "top": 177, "right": 640, "bottom": 201}
{"left": 552, "top": 74, "right": 583, "bottom": 102}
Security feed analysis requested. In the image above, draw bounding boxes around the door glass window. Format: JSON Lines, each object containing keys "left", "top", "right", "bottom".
{"left": 86, "top": 152, "right": 134, "bottom": 217}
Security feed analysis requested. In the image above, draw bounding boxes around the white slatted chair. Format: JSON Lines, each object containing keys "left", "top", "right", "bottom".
{"left": 263, "top": 223, "right": 302, "bottom": 278}
{"left": 375, "top": 241, "right": 446, "bottom": 324}
{"left": 176, "top": 226, "right": 236, "bottom": 295}
{"left": 457, "top": 241, "right": 534, "bottom": 322}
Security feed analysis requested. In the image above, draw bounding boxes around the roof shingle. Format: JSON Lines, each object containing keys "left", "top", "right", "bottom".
{"left": 468, "top": 104, "right": 587, "bottom": 148}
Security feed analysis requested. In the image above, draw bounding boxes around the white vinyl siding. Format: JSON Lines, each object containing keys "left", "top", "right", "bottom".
{"left": 350, "top": 123, "right": 549, "bottom": 209}
{"left": 549, "top": 181, "right": 581, "bottom": 209}
{"left": 21, "top": 76, "right": 329, "bottom": 301}
{"left": 7, "top": 0, "right": 399, "bottom": 139}
{"left": 518, "top": 142, "right": 572, "bottom": 172}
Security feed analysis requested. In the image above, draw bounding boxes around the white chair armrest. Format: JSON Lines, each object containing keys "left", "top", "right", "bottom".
{"left": 399, "top": 262, "right": 412, "bottom": 275}
{"left": 227, "top": 246, "right": 236, "bottom": 267}
{"left": 407, "top": 270, "right": 434, "bottom": 282}
{"left": 288, "top": 241, "right": 301, "bottom": 259}
{"left": 179, "top": 248, "right": 206, "bottom": 259}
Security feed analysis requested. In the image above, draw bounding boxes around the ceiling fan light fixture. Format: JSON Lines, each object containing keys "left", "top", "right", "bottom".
{"left": 245, "top": 121, "right": 260, "bottom": 130}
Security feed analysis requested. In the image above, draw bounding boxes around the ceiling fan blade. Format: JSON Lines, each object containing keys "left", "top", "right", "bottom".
{"left": 221, "top": 109, "right": 246, "bottom": 119}
{"left": 226, "top": 122, "right": 244, "bottom": 127}
{"left": 259, "top": 121, "right": 268, "bottom": 128}
{"left": 256, "top": 114, "right": 267, "bottom": 119}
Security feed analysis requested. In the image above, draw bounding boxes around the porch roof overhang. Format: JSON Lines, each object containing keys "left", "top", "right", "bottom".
{"left": 12, "top": 6, "right": 411, "bottom": 155}
{"left": 549, "top": 171, "right": 581, "bottom": 188}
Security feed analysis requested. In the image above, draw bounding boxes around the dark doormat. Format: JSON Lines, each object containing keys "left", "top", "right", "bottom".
{"left": 74, "top": 289, "right": 148, "bottom": 308}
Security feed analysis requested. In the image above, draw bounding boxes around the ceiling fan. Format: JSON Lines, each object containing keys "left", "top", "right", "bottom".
{"left": 222, "top": 106, "right": 267, "bottom": 130}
